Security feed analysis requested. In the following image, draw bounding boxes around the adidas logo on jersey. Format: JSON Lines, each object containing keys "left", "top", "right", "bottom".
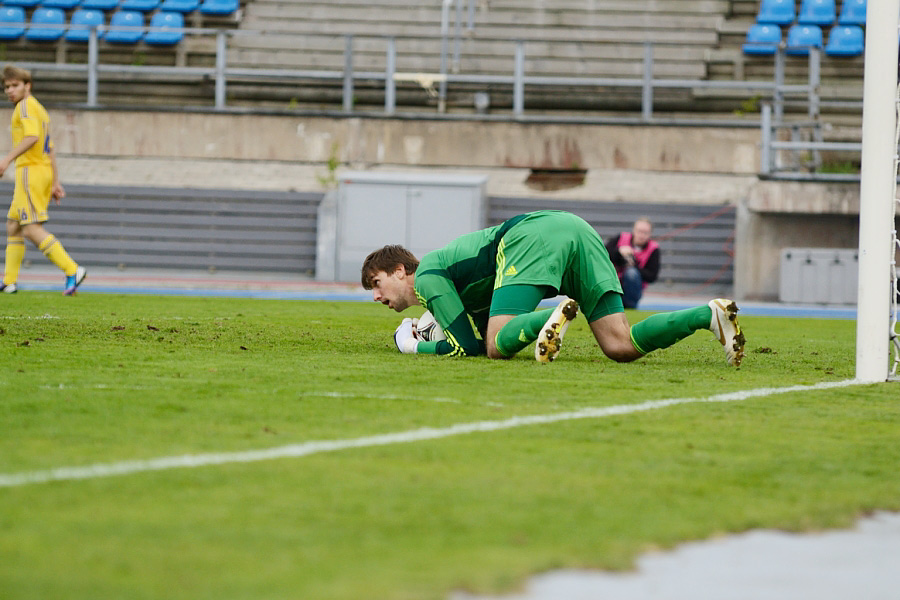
{"left": 504, "top": 265, "right": 518, "bottom": 276}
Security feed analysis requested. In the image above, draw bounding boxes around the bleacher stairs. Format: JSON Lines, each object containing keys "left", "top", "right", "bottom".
{"left": 226, "top": 0, "right": 731, "bottom": 110}
{"left": 0, "top": 1, "right": 866, "bottom": 121}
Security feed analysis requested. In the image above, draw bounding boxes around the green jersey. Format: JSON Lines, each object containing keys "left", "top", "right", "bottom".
{"left": 413, "top": 214, "right": 528, "bottom": 356}
{"left": 413, "top": 210, "right": 622, "bottom": 356}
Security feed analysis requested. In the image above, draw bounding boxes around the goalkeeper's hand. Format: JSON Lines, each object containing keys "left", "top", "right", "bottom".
{"left": 394, "top": 318, "right": 420, "bottom": 354}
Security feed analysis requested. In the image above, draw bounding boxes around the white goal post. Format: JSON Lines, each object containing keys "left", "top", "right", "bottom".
{"left": 856, "top": 0, "right": 900, "bottom": 383}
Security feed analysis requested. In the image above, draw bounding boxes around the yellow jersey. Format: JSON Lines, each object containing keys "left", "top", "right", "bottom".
{"left": 11, "top": 95, "right": 53, "bottom": 168}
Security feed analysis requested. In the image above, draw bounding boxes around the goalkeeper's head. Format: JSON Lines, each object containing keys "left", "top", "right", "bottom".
{"left": 361, "top": 245, "right": 419, "bottom": 290}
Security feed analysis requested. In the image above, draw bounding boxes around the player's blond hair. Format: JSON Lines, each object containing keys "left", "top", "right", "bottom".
{"left": 2, "top": 65, "right": 32, "bottom": 85}
{"left": 361, "top": 245, "right": 419, "bottom": 289}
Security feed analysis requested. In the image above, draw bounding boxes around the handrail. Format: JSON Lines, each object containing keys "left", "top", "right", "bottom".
{"left": 15, "top": 26, "right": 834, "bottom": 122}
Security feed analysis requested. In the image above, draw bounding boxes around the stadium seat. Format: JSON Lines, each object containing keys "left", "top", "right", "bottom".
{"left": 742, "top": 23, "right": 782, "bottom": 55}
{"left": 80, "top": 0, "right": 119, "bottom": 11}
{"left": 797, "top": 0, "right": 837, "bottom": 26}
{"left": 65, "top": 8, "right": 104, "bottom": 42}
{"left": 120, "top": 0, "right": 159, "bottom": 12}
{"left": 104, "top": 9, "right": 142, "bottom": 43}
{"left": 825, "top": 24, "right": 864, "bottom": 56}
{"left": 41, "top": 0, "right": 82, "bottom": 10}
{"left": 158, "top": 0, "right": 198, "bottom": 13}
{"left": 786, "top": 24, "right": 824, "bottom": 55}
{"left": 1, "top": 0, "right": 41, "bottom": 9}
{"left": 756, "top": 0, "right": 795, "bottom": 25}
{"left": 0, "top": 6, "right": 25, "bottom": 40}
{"left": 143, "top": 10, "right": 182, "bottom": 45}
{"left": 198, "top": 0, "right": 237, "bottom": 16}
{"left": 25, "top": 7, "right": 65, "bottom": 42}
{"left": 838, "top": 0, "right": 866, "bottom": 25}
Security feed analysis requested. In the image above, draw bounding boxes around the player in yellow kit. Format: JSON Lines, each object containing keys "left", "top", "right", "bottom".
{"left": 0, "top": 65, "right": 85, "bottom": 295}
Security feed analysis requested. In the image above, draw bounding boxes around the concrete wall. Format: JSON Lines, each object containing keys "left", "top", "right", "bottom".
{"left": 734, "top": 181, "right": 865, "bottom": 302}
{"left": 38, "top": 109, "right": 762, "bottom": 174}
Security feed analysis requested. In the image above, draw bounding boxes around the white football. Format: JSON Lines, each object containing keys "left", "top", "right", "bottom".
{"left": 415, "top": 310, "right": 446, "bottom": 342}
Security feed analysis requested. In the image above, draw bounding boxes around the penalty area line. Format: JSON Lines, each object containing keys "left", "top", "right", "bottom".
{"left": 0, "top": 379, "right": 865, "bottom": 488}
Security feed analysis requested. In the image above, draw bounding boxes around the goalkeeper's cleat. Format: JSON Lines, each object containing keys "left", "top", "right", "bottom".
{"left": 709, "top": 298, "right": 745, "bottom": 367}
{"left": 535, "top": 298, "right": 579, "bottom": 363}
{"left": 0, "top": 282, "right": 17, "bottom": 293}
{"left": 63, "top": 266, "right": 86, "bottom": 296}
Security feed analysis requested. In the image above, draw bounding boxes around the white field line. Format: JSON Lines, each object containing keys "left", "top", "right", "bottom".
{"left": 0, "top": 379, "right": 865, "bottom": 488}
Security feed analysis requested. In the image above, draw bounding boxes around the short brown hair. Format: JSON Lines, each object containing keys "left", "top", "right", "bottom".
{"left": 2, "top": 66, "right": 31, "bottom": 85}
{"left": 360, "top": 245, "right": 419, "bottom": 289}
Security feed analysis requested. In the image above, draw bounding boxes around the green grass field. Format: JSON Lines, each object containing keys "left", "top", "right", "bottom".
{"left": 1, "top": 293, "right": 898, "bottom": 600}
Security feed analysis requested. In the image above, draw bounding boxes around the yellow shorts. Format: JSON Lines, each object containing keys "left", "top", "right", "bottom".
{"left": 7, "top": 165, "right": 52, "bottom": 225}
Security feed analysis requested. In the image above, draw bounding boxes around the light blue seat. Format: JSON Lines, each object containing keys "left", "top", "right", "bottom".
{"left": 104, "top": 9, "right": 142, "bottom": 43}
{"left": 0, "top": 6, "right": 25, "bottom": 40}
{"left": 825, "top": 24, "right": 864, "bottom": 56}
{"left": 65, "top": 8, "right": 104, "bottom": 42}
{"left": 756, "top": 0, "right": 795, "bottom": 25}
{"left": 198, "top": 0, "right": 236, "bottom": 16}
{"left": 786, "top": 24, "right": 824, "bottom": 55}
{"left": 838, "top": 0, "right": 866, "bottom": 25}
{"left": 41, "top": 0, "right": 82, "bottom": 10}
{"left": 1, "top": 0, "right": 41, "bottom": 9}
{"left": 25, "top": 7, "right": 65, "bottom": 41}
{"left": 158, "top": 0, "right": 198, "bottom": 13}
{"left": 120, "top": 0, "right": 158, "bottom": 12}
{"left": 80, "top": 0, "right": 118, "bottom": 11}
{"left": 143, "top": 10, "right": 181, "bottom": 45}
{"left": 742, "top": 23, "right": 782, "bottom": 55}
{"left": 797, "top": 0, "right": 837, "bottom": 26}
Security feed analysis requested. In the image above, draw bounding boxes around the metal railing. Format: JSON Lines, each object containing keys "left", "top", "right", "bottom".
{"left": 15, "top": 26, "right": 838, "bottom": 122}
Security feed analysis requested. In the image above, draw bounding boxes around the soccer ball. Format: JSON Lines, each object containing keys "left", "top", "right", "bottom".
{"left": 415, "top": 310, "right": 446, "bottom": 342}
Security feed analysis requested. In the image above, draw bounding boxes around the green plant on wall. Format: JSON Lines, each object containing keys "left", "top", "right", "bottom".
{"left": 734, "top": 95, "right": 761, "bottom": 116}
{"left": 817, "top": 160, "right": 860, "bottom": 174}
{"left": 316, "top": 142, "right": 341, "bottom": 189}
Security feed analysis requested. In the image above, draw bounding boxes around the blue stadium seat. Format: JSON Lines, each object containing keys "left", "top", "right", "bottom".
{"left": 825, "top": 24, "right": 864, "bottom": 56}
{"left": 786, "top": 24, "right": 824, "bottom": 55}
{"left": 41, "top": 0, "right": 82, "bottom": 10}
{"left": 25, "top": 7, "right": 65, "bottom": 41}
{"left": 143, "top": 10, "right": 182, "bottom": 45}
{"left": 158, "top": 0, "right": 198, "bottom": 13}
{"left": 742, "top": 23, "right": 782, "bottom": 55}
{"left": 838, "top": 0, "right": 866, "bottom": 25}
{"left": 65, "top": 8, "right": 104, "bottom": 42}
{"left": 2, "top": 0, "right": 41, "bottom": 8}
{"left": 80, "top": 0, "right": 119, "bottom": 11}
{"left": 120, "top": 0, "right": 159, "bottom": 12}
{"left": 198, "top": 0, "right": 236, "bottom": 16}
{"left": 0, "top": 6, "right": 25, "bottom": 40}
{"left": 756, "top": 0, "right": 795, "bottom": 25}
{"left": 797, "top": 0, "right": 837, "bottom": 26}
{"left": 104, "top": 9, "right": 142, "bottom": 43}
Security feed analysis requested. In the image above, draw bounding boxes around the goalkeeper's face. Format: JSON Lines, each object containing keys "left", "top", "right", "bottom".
{"left": 370, "top": 267, "right": 414, "bottom": 312}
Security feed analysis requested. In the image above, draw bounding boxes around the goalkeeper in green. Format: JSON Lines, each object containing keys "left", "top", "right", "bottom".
{"left": 361, "top": 210, "right": 745, "bottom": 366}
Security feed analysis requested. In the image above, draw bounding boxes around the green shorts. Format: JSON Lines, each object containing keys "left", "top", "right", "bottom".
{"left": 492, "top": 210, "right": 623, "bottom": 318}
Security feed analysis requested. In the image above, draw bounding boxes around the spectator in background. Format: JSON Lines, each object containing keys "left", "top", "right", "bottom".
{"left": 605, "top": 217, "right": 660, "bottom": 309}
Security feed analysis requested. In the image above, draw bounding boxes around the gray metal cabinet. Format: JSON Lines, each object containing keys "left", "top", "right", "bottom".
{"left": 317, "top": 172, "right": 487, "bottom": 282}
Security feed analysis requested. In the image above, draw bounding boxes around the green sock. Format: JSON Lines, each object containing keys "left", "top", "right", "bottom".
{"left": 494, "top": 308, "right": 554, "bottom": 357}
{"left": 629, "top": 306, "right": 712, "bottom": 355}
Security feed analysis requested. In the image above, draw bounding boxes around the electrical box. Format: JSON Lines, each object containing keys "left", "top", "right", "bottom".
{"left": 779, "top": 248, "right": 858, "bottom": 304}
{"left": 316, "top": 172, "right": 487, "bottom": 282}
